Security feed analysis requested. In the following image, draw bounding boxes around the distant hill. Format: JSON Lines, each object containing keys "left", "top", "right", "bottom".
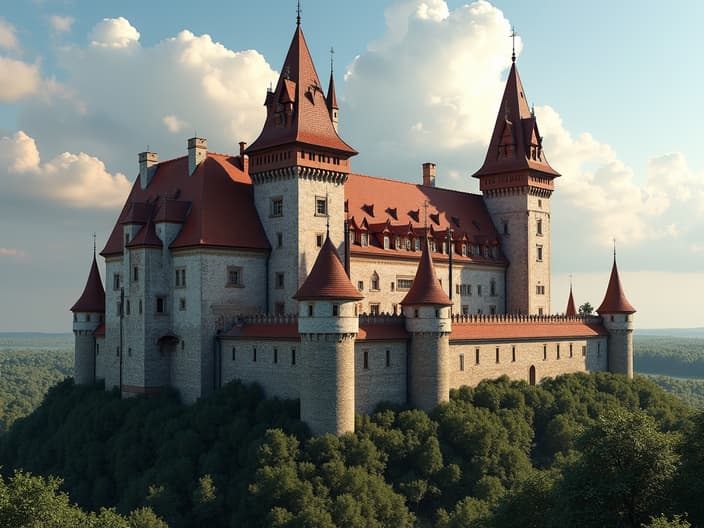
{"left": 637, "top": 328, "right": 704, "bottom": 338}
{"left": 0, "top": 332, "right": 73, "bottom": 350}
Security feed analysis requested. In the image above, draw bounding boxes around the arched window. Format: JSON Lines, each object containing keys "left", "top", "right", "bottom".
{"left": 383, "top": 236, "right": 390, "bottom": 249}
{"left": 462, "top": 243, "right": 467, "bottom": 256}
{"left": 371, "top": 272, "right": 379, "bottom": 291}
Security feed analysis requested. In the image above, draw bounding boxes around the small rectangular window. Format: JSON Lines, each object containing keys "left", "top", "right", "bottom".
{"left": 128, "top": 347, "right": 132, "bottom": 357}
{"left": 315, "top": 196, "right": 327, "bottom": 216}
{"left": 156, "top": 297, "right": 166, "bottom": 314}
{"left": 125, "top": 299, "right": 131, "bottom": 315}
{"left": 543, "top": 344, "right": 547, "bottom": 360}
{"left": 369, "top": 303, "right": 380, "bottom": 315}
{"left": 275, "top": 272, "right": 285, "bottom": 289}
{"left": 363, "top": 350, "right": 369, "bottom": 369}
{"left": 396, "top": 277, "right": 414, "bottom": 291}
{"left": 175, "top": 268, "right": 186, "bottom": 288}
{"left": 496, "top": 347, "right": 500, "bottom": 363}
{"left": 386, "top": 349, "right": 391, "bottom": 368}
{"left": 138, "top": 299, "right": 142, "bottom": 314}
{"left": 227, "top": 266, "right": 242, "bottom": 287}
{"left": 557, "top": 344, "right": 561, "bottom": 360}
{"left": 537, "top": 218, "right": 543, "bottom": 235}
{"left": 277, "top": 232, "right": 283, "bottom": 248}
{"left": 536, "top": 245, "right": 543, "bottom": 262}
{"left": 292, "top": 348, "right": 296, "bottom": 365}
{"left": 271, "top": 197, "right": 283, "bottom": 217}
{"left": 512, "top": 346, "right": 516, "bottom": 362}
{"left": 308, "top": 304, "right": 314, "bottom": 316}
{"left": 253, "top": 347, "right": 257, "bottom": 362}
{"left": 569, "top": 343, "right": 573, "bottom": 358}
{"left": 357, "top": 280, "right": 364, "bottom": 291}
{"left": 113, "top": 273, "right": 121, "bottom": 291}
{"left": 232, "top": 347, "right": 236, "bottom": 361}
{"left": 316, "top": 233, "right": 324, "bottom": 247}
{"left": 459, "top": 353, "right": 465, "bottom": 371}
{"left": 582, "top": 345, "right": 587, "bottom": 357}
{"left": 332, "top": 304, "right": 339, "bottom": 316}
{"left": 179, "top": 298, "right": 186, "bottom": 311}
{"left": 597, "top": 343, "right": 601, "bottom": 357}
{"left": 477, "top": 285, "right": 482, "bottom": 296}
{"left": 361, "top": 232, "right": 369, "bottom": 246}
{"left": 132, "top": 266, "right": 139, "bottom": 282}
{"left": 475, "top": 348, "right": 480, "bottom": 365}
{"left": 274, "top": 348, "right": 278, "bottom": 364}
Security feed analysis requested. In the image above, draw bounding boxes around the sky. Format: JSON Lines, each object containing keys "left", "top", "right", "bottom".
{"left": 0, "top": 0, "right": 703, "bottom": 331}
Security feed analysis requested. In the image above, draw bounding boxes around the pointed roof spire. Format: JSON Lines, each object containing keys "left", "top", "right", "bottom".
{"left": 326, "top": 47, "right": 338, "bottom": 110}
{"left": 472, "top": 55, "right": 559, "bottom": 180}
{"left": 296, "top": 0, "right": 301, "bottom": 26}
{"left": 597, "top": 256, "right": 636, "bottom": 315}
{"left": 400, "top": 238, "right": 452, "bottom": 306}
{"left": 566, "top": 280, "right": 577, "bottom": 316}
{"left": 247, "top": 20, "right": 355, "bottom": 156}
{"left": 293, "top": 235, "right": 363, "bottom": 301}
{"left": 71, "top": 253, "right": 105, "bottom": 313}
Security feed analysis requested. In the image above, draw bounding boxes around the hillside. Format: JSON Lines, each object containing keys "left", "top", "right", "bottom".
{"left": 1, "top": 373, "right": 702, "bottom": 527}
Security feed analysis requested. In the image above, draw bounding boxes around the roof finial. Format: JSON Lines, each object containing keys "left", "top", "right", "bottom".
{"left": 509, "top": 26, "right": 518, "bottom": 63}
{"left": 330, "top": 46, "right": 335, "bottom": 73}
{"left": 296, "top": 0, "right": 301, "bottom": 26}
{"left": 531, "top": 103, "right": 535, "bottom": 117}
{"left": 613, "top": 237, "right": 617, "bottom": 260}
{"left": 93, "top": 232, "right": 96, "bottom": 257}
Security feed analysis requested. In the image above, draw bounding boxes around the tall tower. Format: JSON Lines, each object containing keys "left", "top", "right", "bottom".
{"left": 597, "top": 256, "right": 636, "bottom": 378}
{"left": 294, "top": 235, "right": 363, "bottom": 436}
{"left": 246, "top": 20, "right": 357, "bottom": 315}
{"left": 70, "top": 250, "right": 105, "bottom": 385}
{"left": 472, "top": 54, "right": 560, "bottom": 315}
{"left": 401, "top": 239, "right": 453, "bottom": 412}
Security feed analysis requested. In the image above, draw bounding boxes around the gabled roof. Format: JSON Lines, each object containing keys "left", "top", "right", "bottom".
{"left": 246, "top": 26, "right": 355, "bottom": 155}
{"left": 71, "top": 255, "right": 105, "bottom": 313}
{"left": 293, "top": 235, "right": 363, "bottom": 301}
{"left": 101, "top": 153, "right": 269, "bottom": 256}
{"left": 597, "top": 259, "right": 636, "bottom": 314}
{"left": 566, "top": 286, "right": 577, "bottom": 316}
{"left": 126, "top": 216, "right": 162, "bottom": 248}
{"left": 400, "top": 239, "right": 452, "bottom": 306}
{"left": 473, "top": 62, "right": 559, "bottom": 179}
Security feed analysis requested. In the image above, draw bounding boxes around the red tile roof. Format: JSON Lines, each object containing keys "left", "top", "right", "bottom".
{"left": 246, "top": 26, "right": 355, "bottom": 155}
{"left": 400, "top": 239, "right": 452, "bottom": 306}
{"left": 566, "top": 286, "right": 577, "bottom": 316}
{"left": 473, "top": 62, "right": 559, "bottom": 179}
{"left": 597, "top": 259, "right": 636, "bottom": 314}
{"left": 101, "top": 153, "right": 269, "bottom": 256}
{"left": 451, "top": 319, "right": 607, "bottom": 341}
{"left": 294, "top": 235, "right": 364, "bottom": 301}
{"left": 126, "top": 216, "right": 162, "bottom": 248}
{"left": 71, "top": 255, "right": 105, "bottom": 313}
{"left": 345, "top": 173, "right": 506, "bottom": 266}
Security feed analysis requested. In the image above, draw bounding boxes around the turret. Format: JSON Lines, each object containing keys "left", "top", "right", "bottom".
{"left": 597, "top": 257, "right": 636, "bottom": 378}
{"left": 401, "top": 238, "right": 452, "bottom": 412}
{"left": 70, "top": 251, "right": 105, "bottom": 384}
{"left": 294, "top": 235, "right": 363, "bottom": 436}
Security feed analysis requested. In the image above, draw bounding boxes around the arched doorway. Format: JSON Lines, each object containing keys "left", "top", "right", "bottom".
{"left": 529, "top": 365, "right": 536, "bottom": 386}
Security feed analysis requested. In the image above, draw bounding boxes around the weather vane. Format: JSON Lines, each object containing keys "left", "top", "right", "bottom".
{"left": 93, "top": 232, "right": 96, "bottom": 256}
{"left": 330, "top": 46, "right": 335, "bottom": 72}
{"left": 509, "top": 26, "right": 518, "bottom": 62}
{"left": 296, "top": 0, "right": 301, "bottom": 26}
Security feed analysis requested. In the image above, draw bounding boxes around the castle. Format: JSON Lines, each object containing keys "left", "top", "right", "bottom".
{"left": 70, "top": 17, "right": 636, "bottom": 436}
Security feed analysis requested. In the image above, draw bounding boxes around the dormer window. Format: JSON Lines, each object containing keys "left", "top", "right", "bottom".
{"left": 395, "top": 236, "right": 401, "bottom": 249}
{"left": 361, "top": 233, "right": 369, "bottom": 247}
{"left": 462, "top": 244, "right": 467, "bottom": 256}
{"left": 414, "top": 238, "right": 421, "bottom": 251}
{"left": 383, "top": 236, "right": 390, "bottom": 249}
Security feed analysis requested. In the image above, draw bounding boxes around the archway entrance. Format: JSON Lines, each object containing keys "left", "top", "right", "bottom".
{"left": 529, "top": 365, "right": 536, "bottom": 386}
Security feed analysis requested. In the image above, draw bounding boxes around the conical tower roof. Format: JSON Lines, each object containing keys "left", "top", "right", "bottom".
{"left": 400, "top": 238, "right": 452, "bottom": 306}
{"left": 246, "top": 25, "right": 355, "bottom": 155}
{"left": 566, "top": 285, "right": 577, "bottom": 316}
{"left": 597, "top": 259, "right": 636, "bottom": 314}
{"left": 326, "top": 69, "right": 338, "bottom": 110}
{"left": 293, "top": 235, "right": 363, "bottom": 301}
{"left": 473, "top": 62, "right": 559, "bottom": 179}
{"left": 71, "top": 254, "right": 105, "bottom": 313}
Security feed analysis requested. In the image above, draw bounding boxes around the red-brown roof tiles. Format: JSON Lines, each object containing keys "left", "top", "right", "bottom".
{"left": 473, "top": 62, "right": 559, "bottom": 179}
{"left": 400, "top": 239, "right": 452, "bottom": 306}
{"left": 246, "top": 26, "right": 356, "bottom": 155}
{"left": 71, "top": 255, "right": 105, "bottom": 313}
{"left": 597, "top": 259, "right": 636, "bottom": 314}
{"left": 101, "top": 153, "right": 269, "bottom": 256}
{"left": 451, "top": 321, "right": 607, "bottom": 341}
{"left": 126, "top": 216, "right": 162, "bottom": 248}
{"left": 294, "top": 235, "right": 364, "bottom": 301}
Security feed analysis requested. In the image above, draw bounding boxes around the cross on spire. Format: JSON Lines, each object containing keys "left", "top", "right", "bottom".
{"left": 296, "top": 0, "right": 301, "bottom": 26}
{"left": 613, "top": 237, "right": 617, "bottom": 259}
{"left": 93, "top": 232, "right": 96, "bottom": 256}
{"left": 509, "top": 26, "right": 518, "bottom": 63}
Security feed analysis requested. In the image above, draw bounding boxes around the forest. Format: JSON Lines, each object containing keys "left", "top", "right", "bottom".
{"left": 1, "top": 372, "right": 702, "bottom": 527}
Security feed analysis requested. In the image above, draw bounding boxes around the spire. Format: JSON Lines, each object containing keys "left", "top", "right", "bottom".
{"left": 296, "top": 0, "right": 301, "bottom": 27}
{"left": 510, "top": 26, "right": 517, "bottom": 63}
{"left": 400, "top": 238, "right": 452, "bottom": 306}
{"left": 293, "top": 235, "right": 363, "bottom": 301}
{"left": 246, "top": 24, "right": 355, "bottom": 156}
{"left": 566, "top": 281, "right": 577, "bottom": 316}
{"left": 71, "top": 253, "right": 106, "bottom": 313}
{"left": 326, "top": 55, "right": 339, "bottom": 111}
{"left": 472, "top": 58, "right": 560, "bottom": 181}
{"left": 597, "top": 257, "right": 636, "bottom": 315}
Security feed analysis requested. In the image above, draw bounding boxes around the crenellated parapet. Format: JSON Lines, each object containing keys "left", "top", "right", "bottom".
{"left": 451, "top": 313, "right": 602, "bottom": 325}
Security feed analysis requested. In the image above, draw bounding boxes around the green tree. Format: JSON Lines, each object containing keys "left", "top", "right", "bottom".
{"left": 578, "top": 302, "right": 594, "bottom": 315}
{"left": 642, "top": 514, "right": 691, "bottom": 528}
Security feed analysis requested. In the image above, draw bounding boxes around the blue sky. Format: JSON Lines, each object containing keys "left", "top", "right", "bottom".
{"left": 1, "top": 0, "right": 703, "bottom": 330}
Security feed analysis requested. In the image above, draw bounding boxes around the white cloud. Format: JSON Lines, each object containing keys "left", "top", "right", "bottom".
{"left": 49, "top": 15, "right": 75, "bottom": 34}
{"left": 0, "top": 131, "right": 131, "bottom": 208}
{"left": 89, "top": 17, "right": 140, "bottom": 48}
{"left": 163, "top": 114, "right": 189, "bottom": 134}
{"left": 0, "top": 248, "right": 27, "bottom": 260}
{"left": 0, "top": 18, "right": 18, "bottom": 49}
{"left": 0, "top": 57, "right": 40, "bottom": 101}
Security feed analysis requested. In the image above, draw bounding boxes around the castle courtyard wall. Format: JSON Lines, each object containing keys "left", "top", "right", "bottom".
{"left": 354, "top": 340, "right": 407, "bottom": 415}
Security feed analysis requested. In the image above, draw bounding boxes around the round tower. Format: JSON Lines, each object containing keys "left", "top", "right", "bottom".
{"left": 597, "top": 257, "right": 636, "bottom": 378}
{"left": 294, "top": 235, "right": 363, "bottom": 436}
{"left": 401, "top": 237, "right": 453, "bottom": 412}
{"left": 70, "top": 252, "right": 105, "bottom": 385}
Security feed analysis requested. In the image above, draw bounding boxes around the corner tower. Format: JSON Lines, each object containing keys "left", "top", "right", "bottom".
{"left": 473, "top": 55, "right": 560, "bottom": 315}
{"left": 597, "top": 256, "right": 636, "bottom": 378}
{"left": 246, "top": 20, "right": 357, "bottom": 315}
{"left": 401, "top": 238, "right": 453, "bottom": 412}
{"left": 70, "top": 250, "right": 105, "bottom": 385}
{"left": 294, "top": 235, "right": 363, "bottom": 436}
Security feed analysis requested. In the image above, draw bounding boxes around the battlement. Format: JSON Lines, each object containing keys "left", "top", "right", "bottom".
{"left": 451, "top": 313, "right": 602, "bottom": 325}
{"left": 239, "top": 313, "right": 298, "bottom": 325}
{"left": 359, "top": 314, "right": 405, "bottom": 325}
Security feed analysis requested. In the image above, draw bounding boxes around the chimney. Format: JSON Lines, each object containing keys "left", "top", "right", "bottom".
{"left": 422, "top": 162, "right": 436, "bottom": 187}
{"left": 138, "top": 151, "right": 158, "bottom": 190}
{"left": 188, "top": 137, "right": 207, "bottom": 176}
{"left": 239, "top": 141, "right": 249, "bottom": 173}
